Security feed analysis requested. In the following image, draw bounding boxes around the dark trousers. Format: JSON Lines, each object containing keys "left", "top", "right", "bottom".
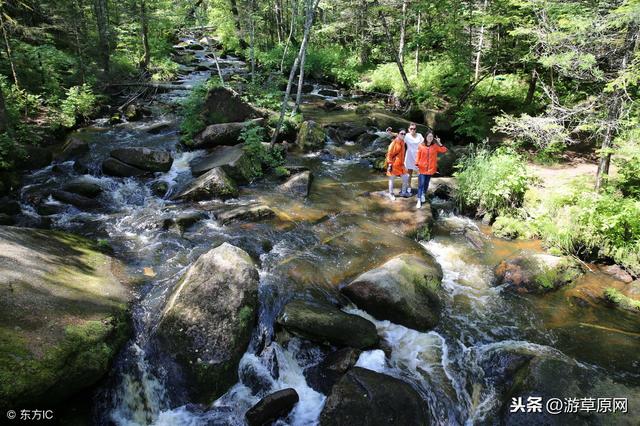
{"left": 418, "top": 174, "right": 431, "bottom": 200}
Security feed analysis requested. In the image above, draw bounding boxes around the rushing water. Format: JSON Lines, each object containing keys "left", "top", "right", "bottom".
{"left": 15, "top": 35, "right": 640, "bottom": 425}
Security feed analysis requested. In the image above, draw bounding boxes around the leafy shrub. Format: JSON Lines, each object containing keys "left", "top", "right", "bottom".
{"left": 454, "top": 146, "right": 531, "bottom": 216}
{"left": 0, "top": 132, "right": 15, "bottom": 171}
{"left": 239, "top": 124, "right": 286, "bottom": 180}
{"left": 179, "top": 80, "right": 221, "bottom": 144}
{"left": 492, "top": 215, "right": 538, "bottom": 239}
{"left": 59, "top": 84, "right": 98, "bottom": 128}
{"left": 452, "top": 102, "right": 492, "bottom": 141}
{"left": 150, "top": 58, "right": 180, "bottom": 82}
{"left": 615, "top": 154, "right": 640, "bottom": 199}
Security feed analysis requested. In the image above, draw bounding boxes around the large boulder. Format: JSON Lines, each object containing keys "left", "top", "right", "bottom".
{"left": 494, "top": 253, "right": 583, "bottom": 294}
{"left": 51, "top": 190, "right": 100, "bottom": 210}
{"left": 201, "top": 87, "right": 260, "bottom": 125}
{"left": 277, "top": 171, "right": 312, "bottom": 197}
{"left": 319, "top": 367, "right": 430, "bottom": 426}
{"left": 295, "top": 121, "right": 326, "bottom": 152}
{"left": 62, "top": 178, "right": 103, "bottom": 198}
{"left": 342, "top": 253, "right": 443, "bottom": 331}
{"left": 276, "top": 299, "right": 378, "bottom": 349}
{"left": 174, "top": 167, "right": 238, "bottom": 201}
{"left": 155, "top": 243, "right": 259, "bottom": 403}
{"left": 436, "top": 145, "right": 467, "bottom": 177}
{"left": 102, "top": 157, "right": 146, "bottom": 177}
{"left": 56, "top": 135, "right": 90, "bottom": 161}
{"left": 245, "top": 388, "right": 299, "bottom": 426}
{"left": 0, "top": 227, "right": 131, "bottom": 410}
{"left": 217, "top": 204, "right": 275, "bottom": 225}
{"left": 304, "top": 347, "right": 361, "bottom": 394}
{"left": 110, "top": 147, "right": 173, "bottom": 172}
{"left": 189, "top": 144, "right": 255, "bottom": 183}
{"left": 189, "top": 119, "right": 264, "bottom": 150}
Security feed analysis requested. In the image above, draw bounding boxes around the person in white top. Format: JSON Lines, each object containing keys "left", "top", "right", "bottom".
{"left": 403, "top": 122, "right": 424, "bottom": 196}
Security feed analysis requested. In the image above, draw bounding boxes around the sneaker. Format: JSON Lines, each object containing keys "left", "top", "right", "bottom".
{"left": 416, "top": 199, "right": 422, "bottom": 208}
{"left": 421, "top": 195, "right": 426, "bottom": 203}
{"left": 388, "top": 193, "right": 396, "bottom": 201}
{"left": 401, "top": 191, "right": 411, "bottom": 198}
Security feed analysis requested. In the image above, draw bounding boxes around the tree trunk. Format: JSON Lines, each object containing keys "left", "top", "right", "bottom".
{"left": 271, "top": 0, "right": 321, "bottom": 145}
{"left": 93, "top": 0, "right": 110, "bottom": 74}
{"left": 0, "top": 12, "right": 19, "bottom": 87}
{"left": 358, "top": 0, "right": 370, "bottom": 66}
{"left": 0, "top": 87, "right": 8, "bottom": 134}
{"left": 280, "top": 0, "right": 298, "bottom": 73}
{"left": 524, "top": 67, "right": 537, "bottom": 105}
{"left": 247, "top": 0, "right": 256, "bottom": 82}
{"left": 293, "top": 47, "right": 307, "bottom": 113}
{"left": 399, "top": 0, "right": 408, "bottom": 64}
{"left": 474, "top": 0, "right": 489, "bottom": 81}
{"left": 140, "top": 0, "right": 151, "bottom": 71}
{"left": 275, "top": 0, "right": 284, "bottom": 43}
{"left": 415, "top": 12, "right": 421, "bottom": 75}
{"left": 379, "top": 11, "right": 414, "bottom": 100}
{"left": 230, "top": 0, "right": 248, "bottom": 49}
{"left": 595, "top": 23, "right": 639, "bottom": 191}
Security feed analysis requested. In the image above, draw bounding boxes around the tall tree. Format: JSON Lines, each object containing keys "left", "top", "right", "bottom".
{"left": 379, "top": 9, "right": 414, "bottom": 100}
{"left": 272, "top": 0, "right": 321, "bottom": 144}
{"left": 0, "top": 2, "right": 19, "bottom": 87}
{"left": 94, "top": 0, "right": 111, "bottom": 74}
{"left": 140, "top": 0, "right": 151, "bottom": 71}
{"left": 398, "top": 0, "right": 408, "bottom": 63}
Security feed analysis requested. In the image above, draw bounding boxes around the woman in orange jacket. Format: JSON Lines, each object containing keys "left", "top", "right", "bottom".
{"left": 385, "top": 129, "right": 409, "bottom": 201}
{"left": 414, "top": 132, "right": 447, "bottom": 208}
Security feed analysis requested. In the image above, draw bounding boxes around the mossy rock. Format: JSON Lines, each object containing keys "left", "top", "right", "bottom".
{"left": 295, "top": 120, "right": 326, "bottom": 152}
{"left": 494, "top": 253, "right": 583, "bottom": 294}
{"left": 174, "top": 167, "right": 239, "bottom": 201}
{"left": 341, "top": 253, "right": 443, "bottom": 331}
{"left": 0, "top": 226, "right": 132, "bottom": 410}
{"left": 155, "top": 243, "right": 259, "bottom": 403}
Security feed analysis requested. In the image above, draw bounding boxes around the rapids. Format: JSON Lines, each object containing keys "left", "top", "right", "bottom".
{"left": 14, "top": 33, "right": 640, "bottom": 426}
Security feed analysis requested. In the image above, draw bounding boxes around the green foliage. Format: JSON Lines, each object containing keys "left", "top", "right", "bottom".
{"left": 454, "top": 146, "right": 531, "bottom": 216}
{"left": 59, "top": 84, "right": 98, "bottom": 128}
{"left": 0, "top": 133, "right": 15, "bottom": 171}
{"left": 604, "top": 288, "right": 640, "bottom": 312}
{"left": 179, "top": 80, "right": 221, "bottom": 144}
{"left": 614, "top": 154, "right": 640, "bottom": 199}
{"left": 492, "top": 215, "right": 538, "bottom": 239}
{"left": 239, "top": 124, "right": 286, "bottom": 180}
{"left": 150, "top": 58, "right": 180, "bottom": 82}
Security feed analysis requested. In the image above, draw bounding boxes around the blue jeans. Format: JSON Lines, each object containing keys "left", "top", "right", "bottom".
{"left": 418, "top": 174, "right": 431, "bottom": 200}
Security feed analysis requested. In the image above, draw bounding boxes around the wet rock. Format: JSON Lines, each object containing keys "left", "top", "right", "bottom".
{"left": 102, "top": 157, "right": 147, "bottom": 178}
{"left": 295, "top": 120, "right": 326, "bottom": 152}
{"left": 217, "top": 204, "right": 275, "bottom": 225}
{"left": 321, "top": 100, "right": 341, "bottom": 111}
{"left": 276, "top": 299, "right": 378, "bottom": 349}
{"left": 292, "top": 83, "right": 314, "bottom": 94}
{"left": 164, "top": 211, "right": 208, "bottom": 232}
{"left": 144, "top": 120, "right": 174, "bottom": 134}
{"left": 428, "top": 177, "right": 456, "bottom": 199}
{"left": 0, "top": 213, "right": 14, "bottom": 225}
{"left": 599, "top": 264, "right": 634, "bottom": 283}
{"left": 304, "top": 347, "right": 361, "bottom": 394}
{"left": 189, "top": 144, "right": 254, "bottom": 183}
{"left": 73, "top": 159, "right": 90, "bottom": 174}
{"left": 336, "top": 123, "right": 368, "bottom": 141}
{"left": 189, "top": 119, "right": 264, "bottom": 150}
{"left": 156, "top": 243, "right": 259, "bottom": 404}
{"left": 124, "top": 104, "right": 143, "bottom": 121}
{"left": 174, "top": 167, "right": 239, "bottom": 201}
{"left": 62, "top": 178, "right": 103, "bottom": 198}
{"left": 36, "top": 201, "right": 66, "bottom": 216}
{"left": 367, "top": 191, "right": 435, "bottom": 239}
{"left": 150, "top": 181, "right": 169, "bottom": 197}
{"left": 0, "top": 227, "right": 132, "bottom": 409}
{"left": 18, "top": 146, "right": 52, "bottom": 170}
{"left": 110, "top": 147, "right": 173, "bottom": 173}
{"left": 356, "top": 132, "right": 382, "bottom": 146}
{"left": 319, "top": 367, "right": 430, "bottom": 426}
{"left": 51, "top": 190, "right": 100, "bottom": 210}
{"left": 342, "top": 253, "right": 443, "bottom": 331}
{"left": 325, "top": 127, "right": 344, "bottom": 144}
{"left": 201, "top": 87, "right": 260, "bottom": 125}
{"left": 0, "top": 197, "right": 20, "bottom": 215}
{"left": 464, "top": 228, "right": 486, "bottom": 250}
{"left": 318, "top": 88, "right": 339, "bottom": 97}
{"left": 277, "top": 171, "right": 312, "bottom": 197}
{"left": 58, "top": 136, "right": 90, "bottom": 161}
{"left": 245, "top": 388, "right": 299, "bottom": 426}
{"left": 494, "top": 254, "right": 584, "bottom": 294}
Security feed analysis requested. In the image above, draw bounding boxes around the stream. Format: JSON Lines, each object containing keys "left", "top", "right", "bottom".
{"left": 15, "top": 34, "right": 640, "bottom": 425}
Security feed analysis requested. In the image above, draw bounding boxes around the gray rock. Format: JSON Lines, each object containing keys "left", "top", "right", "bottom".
{"left": 304, "top": 347, "right": 362, "bottom": 394}
{"left": 276, "top": 299, "right": 378, "bottom": 349}
{"left": 217, "top": 204, "right": 275, "bottom": 225}
{"left": 189, "top": 144, "right": 253, "bottom": 184}
{"left": 342, "top": 253, "right": 443, "bottom": 331}
{"left": 277, "top": 171, "right": 312, "bottom": 197}
{"left": 163, "top": 211, "right": 208, "bottom": 232}
{"left": 245, "top": 388, "right": 299, "bottom": 426}
{"left": 102, "top": 157, "right": 147, "bottom": 177}
{"left": 201, "top": 87, "right": 261, "bottom": 125}
{"left": 156, "top": 243, "right": 259, "bottom": 403}
{"left": 150, "top": 181, "right": 169, "bottom": 197}
{"left": 189, "top": 119, "right": 263, "bottom": 150}
{"left": 110, "top": 147, "right": 173, "bottom": 172}
{"left": 0, "top": 197, "right": 20, "bottom": 215}
{"left": 174, "top": 167, "right": 238, "bottom": 201}
{"left": 62, "top": 178, "right": 103, "bottom": 198}
{"left": 319, "top": 367, "right": 430, "bottom": 426}
{"left": 57, "top": 136, "right": 89, "bottom": 161}
{"left": 51, "top": 190, "right": 100, "bottom": 210}
{"left": 494, "top": 253, "right": 584, "bottom": 294}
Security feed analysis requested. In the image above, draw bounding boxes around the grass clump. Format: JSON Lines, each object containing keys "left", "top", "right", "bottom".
{"left": 603, "top": 288, "right": 640, "bottom": 312}
{"left": 239, "top": 123, "right": 286, "bottom": 181}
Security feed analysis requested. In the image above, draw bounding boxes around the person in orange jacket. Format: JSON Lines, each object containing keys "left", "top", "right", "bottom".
{"left": 385, "top": 129, "right": 409, "bottom": 201}
{"left": 414, "top": 132, "right": 447, "bottom": 208}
